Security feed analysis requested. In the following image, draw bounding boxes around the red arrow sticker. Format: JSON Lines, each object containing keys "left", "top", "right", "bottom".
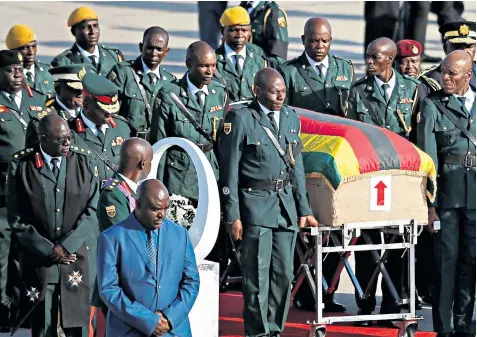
{"left": 374, "top": 180, "right": 387, "bottom": 206}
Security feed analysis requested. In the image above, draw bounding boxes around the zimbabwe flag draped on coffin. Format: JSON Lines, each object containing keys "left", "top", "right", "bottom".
{"left": 297, "top": 109, "right": 437, "bottom": 225}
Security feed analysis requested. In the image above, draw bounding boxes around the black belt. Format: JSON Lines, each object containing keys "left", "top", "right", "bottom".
{"left": 135, "top": 130, "right": 150, "bottom": 140}
{"left": 196, "top": 142, "right": 214, "bottom": 153}
{"left": 441, "top": 154, "right": 476, "bottom": 168}
{"left": 241, "top": 178, "right": 291, "bottom": 192}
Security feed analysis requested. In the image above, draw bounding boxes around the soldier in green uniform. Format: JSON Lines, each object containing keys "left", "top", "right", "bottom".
{"left": 7, "top": 114, "right": 99, "bottom": 337}
{"left": 108, "top": 26, "right": 175, "bottom": 139}
{"left": 47, "top": 64, "right": 91, "bottom": 121}
{"left": 150, "top": 41, "right": 227, "bottom": 202}
{"left": 0, "top": 50, "right": 50, "bottom": 329}
{"left": 215, "top": 6, "right": 268, "bottom": 103}
{"left": 280, "top": 18, "right": 353, "bottom": 314}
{"left": 69, "top": 73, "right": 130, "bottom": 185}
{"left": 240, "top": 1, "right": 288, "bottom": 68}
{"left": 51, "top": 6, "right": 124, "bottom": 78}
{"left": 417, "top": 51, "right": 475, "bottom": 337}
{"left": 92, "top": 137, "right": 152, "bottom": 313}
{"left": 348, "top": 38, "right": 419, "bottom": 326}
{"left": 6, "top": 24, "right": 54, "bottom": 100}
{"left": 420, "top": 21, "right": 476, "bottom": 100}
{"left": 218, "top": 68, "right": 318, "bottom": 337}
{"left": 279, "top": 18, "right": 354, "bottom": 117}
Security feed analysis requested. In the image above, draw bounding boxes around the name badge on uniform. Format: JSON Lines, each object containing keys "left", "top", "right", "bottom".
{"left": 209, "top": 105, "right": 222, "bottom": 112}
{"left": 399, "top": 98, "right": 413, "bottom": 104}
{"left": 335, "top": 76, "right": 348, "bottom": 81}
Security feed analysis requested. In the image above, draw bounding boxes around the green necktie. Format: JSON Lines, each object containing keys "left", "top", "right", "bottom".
{"left": 316, "top": 64, "right": 325, "bottom": 80}
{"left": 234, "top": 54, "right": 243, "bottom": 77}
{"left": 381, "top": 83, "right": 390, "bottom": 104}
{"left": 96, "top": 125, "right": 105, "bottom": 143}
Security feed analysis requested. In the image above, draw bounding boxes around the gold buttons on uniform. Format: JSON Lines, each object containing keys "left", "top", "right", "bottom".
{"left": 56, "top": 189, "right": 60, "bottom": 192}
{"left": 56, "top": 209, "right": 60, "bottom": 212}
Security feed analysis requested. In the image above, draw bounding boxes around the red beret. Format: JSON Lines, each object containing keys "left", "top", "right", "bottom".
{"left": 396, "top": 40, "right": 422, "bottom": 58}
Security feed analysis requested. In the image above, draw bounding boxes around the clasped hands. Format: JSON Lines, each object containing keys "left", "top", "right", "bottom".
{"left": 48, "top": 243, "right": 76, "bottom": 265}
{"left": 152, "top": 311, "right": 171, "bottom": 336}
{"left": 226, "top": 215, "right": 319, "bottom": 241}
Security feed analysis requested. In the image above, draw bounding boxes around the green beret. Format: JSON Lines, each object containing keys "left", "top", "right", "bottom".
{"left": 82, "top": 72, "right": 120, "bottom": 113}
{"left": 0, "top": 50, "right": 23, "bottom": 67}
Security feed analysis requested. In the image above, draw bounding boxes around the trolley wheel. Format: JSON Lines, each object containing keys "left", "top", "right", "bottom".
{"left": 404, "top": 324, "right": 417, "bottom": 337}
{"left": 313, "top": 326, "right": 326, "bottom": 337}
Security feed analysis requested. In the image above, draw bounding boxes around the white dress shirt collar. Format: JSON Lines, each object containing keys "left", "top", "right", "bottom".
{"left": 247, "top": 1, "right": 268, "bottom": 13}
{"left": 141, "top": 58, "right": 161, "bottom": 79}
{"left": 187, "top": 73, "right": 209, "bottom": 96}
{"left": 2, "top": 90, "right": 22, "bottom": 108}
{"left": 76, "top": 43, "right": 100, "bottom": 62}
{"left": 56, "top": 97, "right": 78, "bottom": 119}
{"left": 258, "top": 101, "right": 280, "bottom": 129}
{"left": 453, "top": 87, "right": 476, "bottom": 113}
{"left": 305, "top": 53, "right": 329, "bottom": 78}
{"left": 23, "top": 64, "right": 36, "bottom": 81}
{"left": 40, "top": 144, "right": 63, "bottom": 170}
{"left": 80, "top": 111, "right": 109, "bottom": 136}
{"left": 224, "top": 43, "right": 247, "bottom": 63}
{"left": 374, "top": 70, "right": 396, "bottom": 93}
{"left": 118, "top": 173, "right": 138, "bottom": 193}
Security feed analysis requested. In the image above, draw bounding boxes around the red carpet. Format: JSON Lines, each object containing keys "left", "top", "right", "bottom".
{"left": 219, "top": 291, "right": 436, "bottom": 337}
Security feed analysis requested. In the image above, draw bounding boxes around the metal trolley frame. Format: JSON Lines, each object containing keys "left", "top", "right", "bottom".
{"left": 292, "top": 219, "right": 423, "bottom": 337}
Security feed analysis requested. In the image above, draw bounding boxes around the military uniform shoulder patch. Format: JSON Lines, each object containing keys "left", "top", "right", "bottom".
{"left": 277, "top": 17, "right": 286, "bottom": 28}
{"left": 105, "top": 205, "right": 116, "bottom": 218}
{"left": 70, "top": 146, "right": 91, "bottom": 156}
{"left": 224, "top": 122, "right": 232, "bottom": 135}
{"left": 12, "top": 148, "right": 34, "bottom": 161}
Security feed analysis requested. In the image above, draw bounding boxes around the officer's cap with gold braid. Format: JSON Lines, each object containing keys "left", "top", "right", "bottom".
{"left": 6, "top": 24, "right": 36, "bottom": 50}
{"left": 439, "top": 20, "right": 476, "bottom": 44}
{"left": 82, "top": 72, "right": 120, "bottom": 113}
{"left": 0, "top": 50, "right": 23, "bottom": 67}
{"left": 67, "top": 6, "right": 98, "bottom": 27}
{"left": 220, "top": 6, "right": 250, "bottom": 27}
{"left": 49, "top": 64, "right": 92, "bottom": 90}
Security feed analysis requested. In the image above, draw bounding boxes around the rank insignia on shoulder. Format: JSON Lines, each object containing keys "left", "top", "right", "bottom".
{"left": 94, "top": 166, "right": 99, "bottom": 177}
{"left": 335, "top": 76, "right": 348, "bottom": 81}
{"left": 43, "top": 80, "right": 49, "bottom": 85}
{"left": 224, "top": 122, "right": 232, "bottom": 135}
{"left": 277, "top": 17, "right": 286, "bottom": 28}
{"left": 0, "top": 106, "right": 7, "bottom": 113}
{"left": 209, "top": 105, "right": 222, "bottom": 112}
{"left": 108, "top": 71, "right": 117, "bottom": 82}
{"left": 399, "top": 98, "right": 413, "bottom": 104}
{"left": 106, "top": 205, "right": 116, "bottom": 218}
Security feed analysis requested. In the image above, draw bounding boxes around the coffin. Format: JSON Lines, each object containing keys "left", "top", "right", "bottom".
{"left": 297, "top": 109, "right": 436, "bottom": 227}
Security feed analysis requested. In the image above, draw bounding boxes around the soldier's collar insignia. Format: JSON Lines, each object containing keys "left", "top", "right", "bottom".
{"left": 459, "top": 24, "right": 470, "bottom": 36}
{"left": 211, "top": 89, "right": 216, "bottom": 94}
{"left": 224, "top": 122, "right": 232, "bottom": 135}
{"left": 76, "top": 118, "right": 86, "bottom": 133}
{"left": 34, "top": 153, "right": 44, "bottom": 169}
{"left": 106, "top": 205, "right": 116, "bottom": 218}
{"left": 0, "top": 106, "right": 7, "bottom": 113}
{"left": 109, "top": 117, "right": 117, "bottom": 128}
{"left": 442, "top": 96, "right": 449, "bottom": 102}
{"left": 39, "top": 66, "right": 44, "bottom": 71}
{"left": 68, "top": 271, "right": 83, "bottom": 287}
{"left": 366, "top": 85, "right": 373, "bottom": 91}
{"left": 26, "top": 287, "right": 40, "bottom": 302}
{"left": 181, "top": 89, "right": 187, "bottom": 97}
{"left": 412, "top": 44, "right": 419, "bottom": 55}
